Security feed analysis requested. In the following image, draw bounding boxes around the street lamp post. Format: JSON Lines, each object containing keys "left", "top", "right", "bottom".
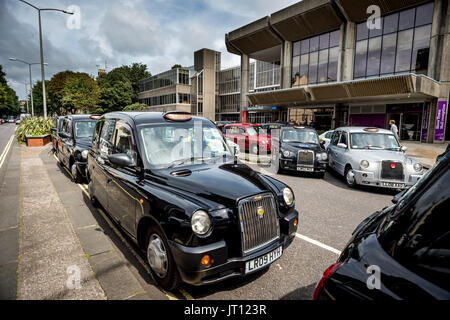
{"left": 9, "top": 58, "right": 48, "bottom": 117}
{"left": 19, "top": 0, "right": 73, "bottom": 119}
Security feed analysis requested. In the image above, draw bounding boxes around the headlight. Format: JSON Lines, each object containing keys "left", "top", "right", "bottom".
{"left": 191, "top": 210, "right": 211, "bottom": 235}
{"left": 413, "top": 162, "right": 422, "bottom": 172}
{"left": 282, "top": 187, "right": 294, "bottom": 206}
{"left": 283, "top": 150, "right": 291, "bottom": 157}
{"left": 317, "top": 152, "right": 327, "bottom": 161}
{"left": 81, "top": 150, "right": 88, "bottom": 160}
{"left": 360, "top": 160, "right": 369, "bottom": 169}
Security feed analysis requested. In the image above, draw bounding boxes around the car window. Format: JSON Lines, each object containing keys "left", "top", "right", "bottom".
{"left": 330, "top": 131, "right": 341, "bottom": 146}
{"left": 74, "top": 120, "right": 97, "bottom": 139}
{"left": 92, "top": 120, "right": 103, "bottom": 153}
{"left": 339, "top": 132, "right": 348, "bottom": 145}
{"left": 99, "top": 120, "right": 116, "bottom": 159}
{"left": 325, "top": 131, "right": 333, "bottom": 139}
{"left": 239, "top": 127, "right": 246, "bottom": 135}
{"left": 113, "top": 123, "right": 136, "bottom": 165}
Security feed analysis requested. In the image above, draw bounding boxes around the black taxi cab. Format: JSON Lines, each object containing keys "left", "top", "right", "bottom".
{"left": 87, "top": 111, "right": 298, "bottom": 290}
{"left": 56, "top": 114, "right": 99, "bottom": 182}
{"left": 271, "top": 126, "right": 328, "bottom": 177}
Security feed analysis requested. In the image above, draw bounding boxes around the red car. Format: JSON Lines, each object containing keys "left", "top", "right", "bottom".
{"left": 223, "top": 123, "right": 272, "bottom": 154}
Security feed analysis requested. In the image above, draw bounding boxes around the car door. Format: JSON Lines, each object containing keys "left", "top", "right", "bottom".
{"left": 58, "top": 118, "right": 72, "bottom": 167}
{"left": 327, "top": 130, "right": 341, "bottom": 171}
{"left": 92, "top": 120, "right": 116, "bottom": 209}
{"left": 106, "top": 121, "right": 139, "bottom": 236}
{"left": 333, "top": 131, "right": 349, "bottom": 175}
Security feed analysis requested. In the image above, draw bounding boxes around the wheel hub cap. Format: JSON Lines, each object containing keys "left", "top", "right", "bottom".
{"left": 346, "top": 169, "right": 355, "bottom": 185}
{"left": 71, "top": 164, "right": 77, "bottom": 178}
{"left": 147, "top": 235, "right": 168, "bottom": 278}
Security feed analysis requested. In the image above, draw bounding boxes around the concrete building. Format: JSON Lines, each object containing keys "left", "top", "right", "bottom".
{"left": 138, "top": 67, "right": 195, "bottom": 113}
{"left": 225, "top": 0, "right": 450, "bottom": 143}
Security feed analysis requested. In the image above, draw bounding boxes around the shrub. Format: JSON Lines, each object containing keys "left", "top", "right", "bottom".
{"left": 16, "top": 117, "right": 55, "bottom": 143}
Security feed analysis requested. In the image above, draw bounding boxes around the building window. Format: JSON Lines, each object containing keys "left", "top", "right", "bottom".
{"left": 292, "top": 29, "right": 340, "bottom": 86}
{"left": 353, "top": 2, "right": 433, "bottom": 78}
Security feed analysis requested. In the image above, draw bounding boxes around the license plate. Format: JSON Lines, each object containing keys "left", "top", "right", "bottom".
{"left": 245, "top": 246, "right": 282, "bottom": 274}
{"left": 297, "top": 166, "right": 313, "bottom": 172}
{"left": 382, "top": 182, "right": 405, "bottom": 188}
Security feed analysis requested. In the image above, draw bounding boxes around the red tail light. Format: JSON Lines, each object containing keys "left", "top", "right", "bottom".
{"left": 313, "top": 262, "right": 343, "bottom": 300}
{"left": 390, "top": 162, "right": 396, "bottom": 169}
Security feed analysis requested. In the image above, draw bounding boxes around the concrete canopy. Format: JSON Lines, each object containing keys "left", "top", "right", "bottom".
{"left": 247, "top": 74, "right": 441, "bottom": 106}
{"left": 270, "top": 0, "right": 344, "bottom": 42}
{"left": 225, "top": 16, "right": 282, "bottom": 60}
{"left": 336, "top": 0, "right": 430, "bottom": 22}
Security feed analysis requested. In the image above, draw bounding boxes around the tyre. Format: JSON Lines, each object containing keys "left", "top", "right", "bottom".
{"left": 71, "top": 163, "right": 81, "bottom": 183}
{"left": 344, "top": 166, "right": 357, "bottom": 188}
{"left": 88, "top": 180, "right": 98, "bottom": 206}
{"left": 145, "top": 224, "right": 181, "bottom": 291}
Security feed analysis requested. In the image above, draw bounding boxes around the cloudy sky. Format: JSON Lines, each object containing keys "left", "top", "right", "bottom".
{"left": 0, "top": 0, "right": 299, "bottom": 99}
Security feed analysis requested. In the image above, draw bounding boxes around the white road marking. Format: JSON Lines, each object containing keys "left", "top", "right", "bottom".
{"left": 0, "top": 135, "right": 14, "bottom": 169}
{"left": 295, "top": 233, "right": 342, "bottom": 255}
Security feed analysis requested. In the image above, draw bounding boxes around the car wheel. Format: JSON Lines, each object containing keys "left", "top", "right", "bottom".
{"left": 71, "top": 163, "right": 81, "bottom": 183}
{"left": 345, "top": 166, "right": 356, "bottom": 188}
{"left": 88, "top": 180, "right": 98, "bottom": 206}
{"left": 146, "top": 224, "right": 181, "bottom": 291}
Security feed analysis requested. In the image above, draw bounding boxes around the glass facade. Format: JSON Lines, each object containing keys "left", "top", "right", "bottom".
{"left": 292, "top": 29, "right": 340, "bottom": 86}
{"left": 354, "top": 2, "right": 434, "bottom": 79}
{"left": 140, "top": 94, "right": 176, "bottom": 107}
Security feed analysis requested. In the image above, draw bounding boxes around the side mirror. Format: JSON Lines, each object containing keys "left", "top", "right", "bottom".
{"left": 59, "top": 132, "right": 71, "bottom": 139}
{"left": 401, "top": 146, "right": 408, "bottom": 152}
{"left": 392, "top": 189, "right": 407, "bottom": 204}
{"left": 337, "top": 143, "right": 347, "bottom": 149}
{"left": 108, "top": 153, "right": 134, "bottom": 168}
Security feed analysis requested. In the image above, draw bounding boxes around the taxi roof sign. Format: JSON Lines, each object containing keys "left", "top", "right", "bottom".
{"left": 163, "top": 111, "right": 192, "bottom": 121}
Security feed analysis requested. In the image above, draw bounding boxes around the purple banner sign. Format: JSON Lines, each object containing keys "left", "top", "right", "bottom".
{"left": 421, "top": 103, "right": 429, "bottom": 141}
{"left": 434, "top": 100, "right": 448, "bottom": 141}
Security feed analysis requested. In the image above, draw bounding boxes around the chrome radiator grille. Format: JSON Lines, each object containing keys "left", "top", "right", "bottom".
{"left": 238, "top": 193, "right": 280, "bottom": 254}
{"left": 297, "top": 150, "right": 314, "bottom": 166}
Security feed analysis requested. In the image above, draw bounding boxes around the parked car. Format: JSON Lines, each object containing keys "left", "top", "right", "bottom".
{"left": 214, "top": 121, "right": 235, "bottom": 133}
{"left": 7, "top": 116, "right": 15, "bottom": 123}
{"left": 223, "top": 123, "right": 272, "bottom": 154}
{"left": 314, "top": 154, "right": 450, "bottom": 300}
{"left": 319, "top": 130, "right": 334, "bottom": 150}
{"left": 271, "top": 126, "right": 328, "bottom": 177}
{"left": 51, "top": 116, "right": 65, "bottom": 152}
{"left": 225, "top": 138, "right": 240, "bottom": 156}
{"left": 56, "top": 114, "right": 99, "bottom": 182}
{"left": 327, "top": 127, "right": 423, "bottom": 189}
{"left": 87, "top": 111, "right": 298, "bottom": 290}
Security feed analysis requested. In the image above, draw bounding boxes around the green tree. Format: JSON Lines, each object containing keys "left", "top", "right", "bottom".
{"left": 61, "top": 73, "right": 100, "bottom": 114}
{"left": 47, "top": 70, "right": 76, "bottom": 114}
{"left": 122, "top": 102, "right": 148, "bottom": 111}
{"left": 98, "top": 80, "right": 133, "bottom": 113}
{"left": 29, "top": 80, "right": 49, "bottom": 115}
{"left": 171, "top": 64, "right": 182, "bottom": 69}
{"left": 0, "top": 65, "right": 20, "bottom": 117}
{"left": 98, "top": 63, "right": 150, "bottom": 105}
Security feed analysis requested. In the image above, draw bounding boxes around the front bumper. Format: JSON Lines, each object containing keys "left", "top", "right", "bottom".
{"left": 280, "top": 158, "right": 328, "bottom": 173}
{"left": 353, "top": 169, "right": 422, "bottom": 189}
{"left": 169, "top": 210, "right": 298, "bottom": 286}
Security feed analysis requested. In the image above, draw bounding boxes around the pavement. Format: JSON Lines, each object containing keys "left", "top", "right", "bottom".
{"left": 401, "top": 140, "right": 448, "bottom": 169}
